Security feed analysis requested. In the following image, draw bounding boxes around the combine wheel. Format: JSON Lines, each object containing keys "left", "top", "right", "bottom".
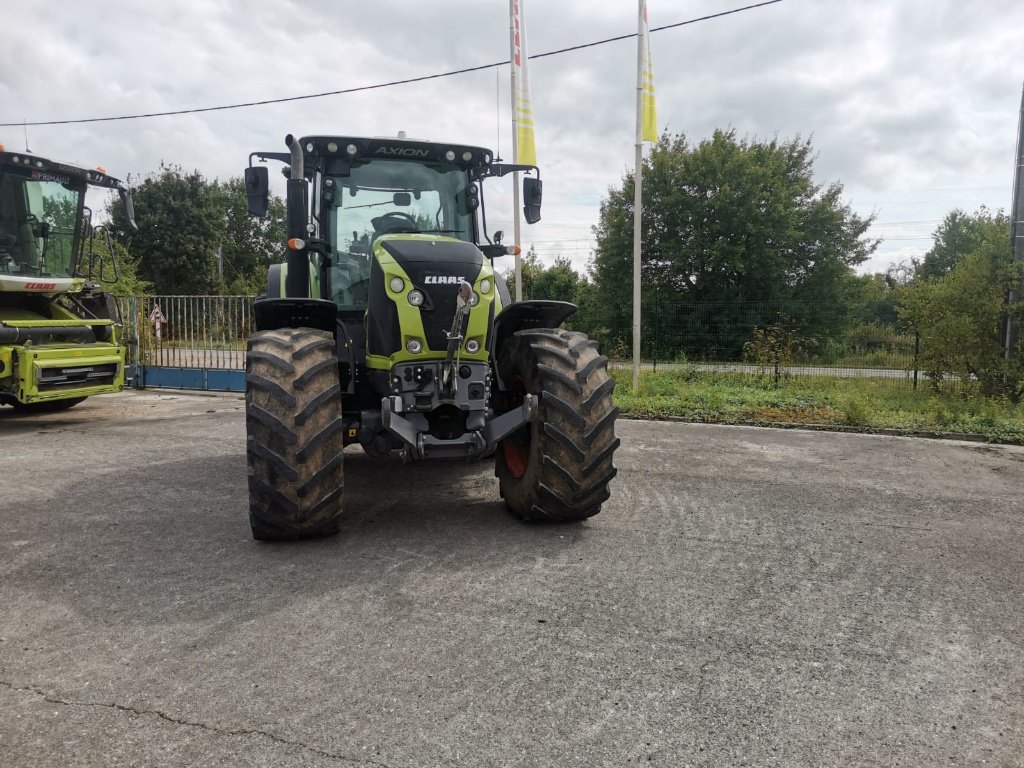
{"left": 495, "top": 329, "right": 619, "bottom": 522}
{"left": 11, "top": 397, "right": 87, "bottom": 412}
{"left": 246, "top": 328, "right": 344, "bottom": 540}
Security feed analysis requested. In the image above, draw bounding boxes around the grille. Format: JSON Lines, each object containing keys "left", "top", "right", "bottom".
{"left": 37, "top": 363, "right": 119, "bottom": 391}
{"left": 419, "top": 284, "right": 462, "bottom": 351}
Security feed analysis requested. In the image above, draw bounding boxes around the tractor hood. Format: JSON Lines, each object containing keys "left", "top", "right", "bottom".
{"left": 378, "top": 236, "right": 484, "bottom": 266}
{"left": 365, "top": 235, "right": 492, "bottom": 364}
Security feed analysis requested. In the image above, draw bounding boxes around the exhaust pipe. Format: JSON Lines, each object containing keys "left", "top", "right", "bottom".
{"left": 283, "top": 134, "right": 310, "bottom": 299}
{"left": 285, "top": 133, "right": 304, "bottom": 180}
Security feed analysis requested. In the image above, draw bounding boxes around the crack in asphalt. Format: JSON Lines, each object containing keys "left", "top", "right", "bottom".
{"left": 0, "top": 680, "right": 393, "bottom": 767}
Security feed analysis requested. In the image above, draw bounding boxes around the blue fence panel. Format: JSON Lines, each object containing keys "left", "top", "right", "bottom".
{"left": 124, "top": 296, "right": 254, "bottom": 392}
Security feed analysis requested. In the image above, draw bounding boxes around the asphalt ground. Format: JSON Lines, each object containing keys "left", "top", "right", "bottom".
{"left": 1, "top": 391, "right": 1022, "bottom": 767}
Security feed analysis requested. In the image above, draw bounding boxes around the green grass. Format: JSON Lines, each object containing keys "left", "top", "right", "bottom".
{"left": 610, "top": 369, "right": 1024, "bottom": 443}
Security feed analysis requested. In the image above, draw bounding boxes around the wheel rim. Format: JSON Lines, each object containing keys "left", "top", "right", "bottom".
{"left": 502, "top": 438, "right": 530, "bottom": 479}
{"left": 500, "top": 374, "right": 531, "bottom": 479}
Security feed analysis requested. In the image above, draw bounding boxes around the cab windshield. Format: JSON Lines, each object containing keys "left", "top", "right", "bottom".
{"left": 326, "top": 159, "right": 474, "bottom": 308}
{"left": 0, "top": 169, "right": 84, "bottom": 278}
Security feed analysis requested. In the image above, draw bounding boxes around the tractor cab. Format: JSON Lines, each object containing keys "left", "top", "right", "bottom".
{"left": 0, "top": 147, "right": 134, "bottom": 287}
{"left": 244, "top": 133, "right": 541, "bottom": 311}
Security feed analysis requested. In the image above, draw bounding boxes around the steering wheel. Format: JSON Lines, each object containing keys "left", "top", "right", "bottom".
{"left": 371, "top": 211, "right": 419, "bottom": 236}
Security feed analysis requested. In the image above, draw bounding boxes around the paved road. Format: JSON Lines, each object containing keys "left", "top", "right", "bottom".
{"left": 1, "top": 392, "right": 1022, "bottom": 767}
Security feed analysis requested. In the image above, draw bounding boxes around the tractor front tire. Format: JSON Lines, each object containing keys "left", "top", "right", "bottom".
{"left": 246, "top": 328, "right": 344, "bottom": 540}
{"left": 495, "top": 329, "right": 619, "bottom": 522}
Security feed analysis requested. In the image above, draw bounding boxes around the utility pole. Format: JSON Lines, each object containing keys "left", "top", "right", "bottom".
{"left": 1005, "top": 84, "right": 1024, "bottom": 358}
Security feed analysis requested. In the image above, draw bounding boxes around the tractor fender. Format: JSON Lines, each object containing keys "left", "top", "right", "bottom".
{"left": 253, "top": 297, "right": 337, "bottom": 333}
{"left": 490, "top": 299, "right": 577, "bottom": 391}
{"left": 266, "top": 263, "right": 285, "bottom": 298}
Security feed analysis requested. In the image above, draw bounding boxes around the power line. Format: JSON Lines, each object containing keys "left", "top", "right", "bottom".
{"left": 0, "top": 1, "right": 782, "bottom": 128}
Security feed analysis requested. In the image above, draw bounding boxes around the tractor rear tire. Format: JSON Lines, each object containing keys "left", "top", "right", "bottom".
{"left": 495, "top": 328, "right": 619, "bottom": 522}
{"left": 246, "top": 328, "right": 344, "bottom": 540}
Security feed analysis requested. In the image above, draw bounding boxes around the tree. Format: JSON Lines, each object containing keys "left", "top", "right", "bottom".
{"left": 84, "top": 233, "right": 152, "bottom": 296}
{"left": 590, "top": 130, "right": 876, "bottom": 359}
{"left": 898, "top": 209, "right": 1021, "bottom": 398}
{"left": 501, "top": 247, "right": 588, "bottom": 304}
{"left": 527, "top": 255, "right": 584, "bottom": 304}
{"left": 212, "top": 178, "right": 286, "bottom": 295}
{"left": 914, "top": 207, "right": 997, "bottom": 280}
{"left": 108, "top": 165, "right": 220, "bottom": 294}
{"left": 109, "top": 165, "right": 286, "bottom": 295}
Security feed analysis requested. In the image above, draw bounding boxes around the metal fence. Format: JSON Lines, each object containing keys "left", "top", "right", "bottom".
{"left": 587, "top": 300, "right": 922, "bottom": 386}
{"left": 119, "top": 295, "right": 255, "bottom": 390}
{"left": 112, "top": 295, "right": 925, "bottom": 390}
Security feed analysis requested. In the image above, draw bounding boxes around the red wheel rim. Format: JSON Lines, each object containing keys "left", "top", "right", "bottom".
{"left": 502, "top": 439, "right": 529, "bottom": 479}
{"left": 500, "top": 374, "right": 531, "bottom": 479}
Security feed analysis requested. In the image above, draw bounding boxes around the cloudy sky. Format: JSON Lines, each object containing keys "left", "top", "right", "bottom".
{"left": 2, "top": 0, "right": 1022, "bottom": 277}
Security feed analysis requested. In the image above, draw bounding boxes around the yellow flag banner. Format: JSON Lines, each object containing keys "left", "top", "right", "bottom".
{"left": 511, "top": 0, "right": 537, "bottom": 166}
{"left": 639, "top": 0, "right": 658, "bottom": 142}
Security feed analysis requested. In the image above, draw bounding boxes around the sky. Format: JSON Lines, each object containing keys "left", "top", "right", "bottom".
{"left": 2, "top": 0, "right": 1022, "bottom": 278}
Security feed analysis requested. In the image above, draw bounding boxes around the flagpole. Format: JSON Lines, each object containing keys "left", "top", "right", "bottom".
{"left": 1005, "top": 82, "right": 1024, "bottom": 359}
{"left": 510, "top": 0, "right": 523, "bottom": 302}
{"left": 632, "top": 0, "right": 645, "bottom": 392}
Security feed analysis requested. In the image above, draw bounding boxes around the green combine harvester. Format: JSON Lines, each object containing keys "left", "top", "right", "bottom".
{"left": 243, "top": 133, "right": 619, "bottom": 539}
{"left": 0, "top": 144, "right": 135, "bottom": 412}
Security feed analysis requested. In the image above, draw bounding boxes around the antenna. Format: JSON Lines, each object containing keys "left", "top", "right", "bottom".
{"left": 23, "top": 120, "right": 30, "bottom": 152}
{"left": 495, "top": 68, "right": 502, "bottom": 161}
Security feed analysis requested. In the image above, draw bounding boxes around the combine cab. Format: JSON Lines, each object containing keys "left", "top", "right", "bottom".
{"left": 0, "top": 145, "right": 135, "bottom": 412}
{"left": 243, "top": 134, "right": 619, "bottom": 539}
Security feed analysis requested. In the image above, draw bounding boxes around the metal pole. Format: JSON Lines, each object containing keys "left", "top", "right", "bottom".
{"left": 913, "top": 330, "right": 920, "bottom": 390}
{"left": 653, "top": 284, "right": 659, "bottom": 372}
{"left": 631, "top": 0, "right": 644, "bottom": 391}
{"left": 1005, "top": 83, "right": 1024, "bottom": 358}
{"left": 510, "top": 0, "right": 523, "bottom": 302}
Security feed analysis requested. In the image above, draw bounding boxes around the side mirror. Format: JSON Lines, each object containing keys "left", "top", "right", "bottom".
{"left": 523, "top": 177, "right": 542, "bottom": 224}
{"left": 119, "top": 188, "right": 138, "bottom": 231}
{"left": 244, "top": 166, "right": 270, "bottom": 218}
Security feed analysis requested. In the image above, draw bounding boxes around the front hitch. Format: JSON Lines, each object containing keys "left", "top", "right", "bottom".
{"left": 381, "top": 393, "right": 538, "bottom": 460}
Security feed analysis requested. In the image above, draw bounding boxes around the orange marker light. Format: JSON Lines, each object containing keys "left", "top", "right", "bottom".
{"left": 512, "top": 244, "right": 522, "bottom": 255}
{"left": 0, "top": 143, "right": 5, "bottom": 152}
{"left": 96, "top": 165, "right": 106, "bottom": 173}
{"left": 287, "top": 238, "right": 306, "bottom": 250}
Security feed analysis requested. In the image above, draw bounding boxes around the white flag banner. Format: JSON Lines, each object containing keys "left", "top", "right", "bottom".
{"left": 511, "top": 0, "right": 537, "bottom": 166}
{"left": 639, "top": 0, "right": 658, "bottom": 142}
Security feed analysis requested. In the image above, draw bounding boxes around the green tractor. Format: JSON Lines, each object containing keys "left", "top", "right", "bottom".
{"left": 243, "top": 133, "right": 618, "bottom": 539}
{"left": 0, "top": 144, "right": 135, "bottom": 412}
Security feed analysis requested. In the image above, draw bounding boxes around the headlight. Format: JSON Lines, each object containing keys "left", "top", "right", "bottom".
{"left": 465, "top": 339, "right": 480, "bottom": 354}
{"left": 408, "top": 290, "right": 425, "bottom": 306}
{"left": 406, "top": 339, "right": 423, "bottom": 354}
{"left": 389, "top": 276, "right": 405, "bottom": 293}
{"left": 468, "top": 291, "right": 479, "bottom": 307}
{"left": 479, "top": 278, "right": 491, "bottom": 294}
{"left": 445, "top": 150, "right": 456, "bottom": 162}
